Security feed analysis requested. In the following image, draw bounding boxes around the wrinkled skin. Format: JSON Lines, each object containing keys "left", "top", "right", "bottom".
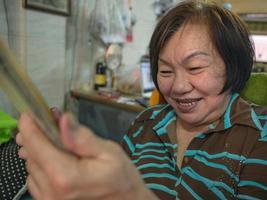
{"left": 157, "top": 22, "right": 231, "bottom": 132}
{"left": 16, "top": 113, "right": 158, "bottom": 200}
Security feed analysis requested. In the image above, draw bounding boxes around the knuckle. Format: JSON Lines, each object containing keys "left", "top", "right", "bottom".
{"left": 50, "top": 173, "right": 72, "bottom": 195}
{"left": 18, "top": 147, "right": 26, "bottom": 159}
{"left": 42, "top": 165, "right": 73, "bottom": 197}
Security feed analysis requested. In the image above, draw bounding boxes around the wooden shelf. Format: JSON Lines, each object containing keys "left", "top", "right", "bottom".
{"left": 71, "top": 89, "right": 145, "bottom": 113}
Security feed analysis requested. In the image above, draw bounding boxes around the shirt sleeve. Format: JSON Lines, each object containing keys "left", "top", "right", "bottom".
{"left": 119, "top": 115, "right": 141, "bottom": 157}
{"left": 119, "top": 105, "right": 157, "bottom": 155}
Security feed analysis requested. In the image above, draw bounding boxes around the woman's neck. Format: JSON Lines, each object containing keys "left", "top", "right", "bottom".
{"left": 176, "top": 118, "right": 220, "bottom": 137}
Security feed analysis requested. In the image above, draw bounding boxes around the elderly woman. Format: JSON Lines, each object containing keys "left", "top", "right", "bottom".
{"left": 16, "top": 0, "right": 267, "bottom": 199}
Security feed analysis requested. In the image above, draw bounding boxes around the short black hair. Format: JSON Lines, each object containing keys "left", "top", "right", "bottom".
{"left": 149, "top": 0, "right": 254, "bottom": 93}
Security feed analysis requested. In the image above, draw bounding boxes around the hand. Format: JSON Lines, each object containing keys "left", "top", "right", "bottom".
{"left": 16, "top": 113, "right": 158, "bottom": 200}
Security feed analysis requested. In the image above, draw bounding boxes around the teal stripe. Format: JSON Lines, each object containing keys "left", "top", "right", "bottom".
{"left": 195, "top": 132, "right": 206, "bottom": 139}
{"left": 183, "top": 167, "right": 235, "bottom": 197}
{"left": 134, "top": 104, "right": 164, "bottom": 121}
{"left": 146, "top": 183, "right": 177, "bottom": 196}
{"left": 261, "top": 129, "right": 267, "bottom": 139}
{"left": 142, "top": 173, "right": 179, "bottom": 181}
{"left": 123, "top": 135, "right": 135, "bottom": 153}
{"left": 208, "top": 123, "right": 216, "bottom": 130}
{"left": 238, "top": 180, "right": 267, "bottom": 191}
{"left": 193, "top": 155, "right": 239, "bottom": 182}
{"left": 244, "top": 158, "right": 267, "bottom": 166}
{"left": 150, "top": 109, "right": 162, "bottom": 119}
{"left": 258, "top": 115, "right": 267, "bottom": 120}
{"left": 223, "top": 93, "right": 239, "bottom": 129}
{"left": 133, "top": 126, "right": 144, "bottom": 138}
{"left": 137, "top": 163, "right": 175, "bottom": 171}
{"left": 150, "top": 104, "right": 170, "bottom": 119}
{"left": 261, "top": 121, "right": 267, "bottom": 138}
{"left": 132, "top": 155, "right": 173, "bottom": 164}
{"left": 156, "top": 116, "right": 176, "bottom": 136}
{"left": 133, "top": 148, "right": 168, "bottom": 156}
{"left": 236, "top": 194, "right": 260, "bottom": 200}
{"left": 185, "top": 150, "right": 246, "bottom": 161}
{"left": 180, "top": 180, "right": 204, "bottom": 200}
{"left": 259, "top": 137, "right": 267, "bottom": 142}
{"left": 153, "top": 110, "right": 176, "bottom": 130}
{"left": 135, "top": 107, "right": 152, "bottom": 119}
{"left": 251, "top": 108, "right": 263, "bottom": 131}
{"left": 135, "top": 142, "right": 177, "bottom": 149}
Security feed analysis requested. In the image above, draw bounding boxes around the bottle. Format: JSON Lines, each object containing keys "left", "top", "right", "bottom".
{"left": 94, "top": 62, "right": 107, "bottom": 90}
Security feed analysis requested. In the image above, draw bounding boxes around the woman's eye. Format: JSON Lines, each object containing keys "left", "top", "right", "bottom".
{"left": 189, "top": 66, "right": 205, "bottom": 73}
{"left": 190, "top": 67, "right": 201, "bottom": 71}
{"left": 159, "top": 70, "right": 173, "bottom": 76}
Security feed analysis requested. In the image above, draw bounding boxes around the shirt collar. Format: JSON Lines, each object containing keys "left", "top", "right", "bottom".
{"left": 152, "top": 93, "right": 267, "bottom": 139}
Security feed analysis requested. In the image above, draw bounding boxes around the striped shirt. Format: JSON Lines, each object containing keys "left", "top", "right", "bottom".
{"left": 121, "top": 94, "right": 267, "bottom": 199}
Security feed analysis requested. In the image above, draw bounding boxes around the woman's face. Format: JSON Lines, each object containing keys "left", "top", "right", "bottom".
{"left": 157, "top": 22, "right": 231, "bottom": 129}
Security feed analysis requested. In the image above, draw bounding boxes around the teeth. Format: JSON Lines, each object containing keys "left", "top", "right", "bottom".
{"left": 178, "top": 102, "right": 195, "bottom": 106}
{"left": 176, "top": 98, "right": 200, "bottom": 104}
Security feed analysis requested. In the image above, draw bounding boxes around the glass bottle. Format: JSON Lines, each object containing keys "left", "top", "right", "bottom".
{"left": 94, "top": 62, "right": 107, "bottom": 90}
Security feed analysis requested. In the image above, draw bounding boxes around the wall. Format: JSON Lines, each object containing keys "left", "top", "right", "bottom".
{"left": 72, "top": 0, "right": 157, "bottom": 89}
{"left": 0, "top": 0, "right": 157, "bottom": 117}
{"left": 0, "top": 0, "right": 67, "bottom": 117}
{"left": 26, "top": 10, "right": 66, "bottom": 109}
{"left": 122, "top": 0, "right": 156, "bottom": 68}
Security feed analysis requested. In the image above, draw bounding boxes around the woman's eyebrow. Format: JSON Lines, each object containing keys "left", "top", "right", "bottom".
{"left": 181, "top": 51, "right": 210, "bottom": 64}
{"left": 158, "top": 51, "right": 210, "bottom": 67}
{"left": 158, "top": 57, "right": 172, "bottom": 66}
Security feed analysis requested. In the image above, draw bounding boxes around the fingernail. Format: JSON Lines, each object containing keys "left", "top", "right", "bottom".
{"left": 50, "top": 107, "right": 62, "bottom": 121}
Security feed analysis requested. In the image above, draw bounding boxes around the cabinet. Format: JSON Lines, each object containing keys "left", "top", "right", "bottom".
{"left": 209, "top": 0, "right": 267, "bottom": 13}
{"left": 71, "top": 89, "right": 144, "bottom": 142}
{"left": 208, "top": 0, "right": 267, "bottom": 34}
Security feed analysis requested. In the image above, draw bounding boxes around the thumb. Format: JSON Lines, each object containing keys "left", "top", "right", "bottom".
{"left": 59, "top": 113, "right": 106, "bottom": 158}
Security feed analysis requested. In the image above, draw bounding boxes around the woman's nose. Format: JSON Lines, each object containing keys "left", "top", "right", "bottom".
{"left": 171, "top": 73, "right": 193, "bottom": 95}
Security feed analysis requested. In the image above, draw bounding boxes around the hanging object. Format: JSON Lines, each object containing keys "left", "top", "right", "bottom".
{"left": 89, "top": 0, "right": 127, "bottom": 45}
{"left": 105, "top": 43, "right": 122, "bottom": 89}
{"left": 153, "top": 0, "right": 174, "bottom": 18}
{"left": 223, "top": 2, "right": 232, "bottom": 10}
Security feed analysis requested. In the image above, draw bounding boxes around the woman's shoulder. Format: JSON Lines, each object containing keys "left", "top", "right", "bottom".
{"left": 134, "top": 103, "right": 172, "bottom": 122}
{"left": 237, "top": 98, "right": 267, "bottom": 142}
{"left": 233, "top": 97, "right": 267, "bottom": 126}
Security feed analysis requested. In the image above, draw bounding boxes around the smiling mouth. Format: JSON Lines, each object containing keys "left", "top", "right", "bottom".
{"left": 174, "top": 98, "right": 202, "bottom": 112}
{"left": 176, "top": 98, "right": 202, "bottom": 104}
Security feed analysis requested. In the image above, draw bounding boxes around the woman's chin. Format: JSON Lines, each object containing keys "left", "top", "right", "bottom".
{"left": 175, "top": 108, "right": 205, "bottom": 128}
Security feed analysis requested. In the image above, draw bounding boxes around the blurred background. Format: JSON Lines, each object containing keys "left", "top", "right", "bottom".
{"left": 0, "top": 0, "right": 266, "bottom": 140}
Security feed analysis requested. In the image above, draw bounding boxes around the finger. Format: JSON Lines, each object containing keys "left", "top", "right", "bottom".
{"left": 59, "top": 113, "right": 109, "bottom": 158}
{"left": 27, "top": 175, "right": 41, "bottom": 200}
{"left": 18, "top": 147, "right": 28, "bottom": 159}
{"left": 26, "top": 159, "right": 64, "bottom": 200}
{"left": 18, "top": 113, "right": 72, "bottom": 169}
{"left": 15, "top": 132, "right": 23, "bottom": 146}
{"left": 26, "top": 159, "right": 48, "bottom": 193}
